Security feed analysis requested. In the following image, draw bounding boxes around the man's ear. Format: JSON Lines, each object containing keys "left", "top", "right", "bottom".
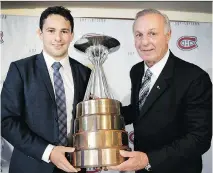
{"left": 37, "top": 28, "right": 43, "bottom": 40}
{"left": 70, "top": 32, "right": 74, "bottom": 41}
{"left": 166, "top": 30, "right": 171, "bottom": 43}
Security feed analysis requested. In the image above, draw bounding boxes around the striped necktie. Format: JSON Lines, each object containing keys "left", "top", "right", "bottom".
{"left": 138, "top": 68, "right": 153, "bottom": 111}
{"left": 52, "top": 62, "right": 67, "bottom": 145}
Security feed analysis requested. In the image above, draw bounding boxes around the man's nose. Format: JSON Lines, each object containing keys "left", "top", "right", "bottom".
{"left": 55, "top": 32, "right": 62, "bottom": 41}
{"left": 140, "top": 36, "right": 149, "bottom": 46}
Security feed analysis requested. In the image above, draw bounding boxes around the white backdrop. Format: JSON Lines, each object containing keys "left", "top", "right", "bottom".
{"left": 1, "top": 15, "right": 212, "bottom": 173}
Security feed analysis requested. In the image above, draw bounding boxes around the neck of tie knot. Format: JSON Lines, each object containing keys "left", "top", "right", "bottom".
{"left": 144, "top": 69, "right": 152, "bottom": 79}
{"left": 52, "top": 62, "right": 62, "bottom": 71}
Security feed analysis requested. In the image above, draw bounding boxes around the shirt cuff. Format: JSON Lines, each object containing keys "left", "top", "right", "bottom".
{"left": 42, "top": 144, "right": 55, "bottom": 163}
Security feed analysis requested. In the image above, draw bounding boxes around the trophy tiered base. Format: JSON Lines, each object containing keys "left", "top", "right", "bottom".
{"left": 72, "top": 99, "right": 130, "bottom": 168}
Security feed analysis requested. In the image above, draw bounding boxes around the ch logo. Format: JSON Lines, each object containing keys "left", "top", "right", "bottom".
{"left": 177, "top": 36, "right": 198, "bottom": 51}
{"left": 87, "top": 168, "right": 101, "bottom": 173}
{"left": 128, "top": 131, "right": 134, "bottom": 144}
{"left": 0, "top": 31, "right": 4, "bottom": 44}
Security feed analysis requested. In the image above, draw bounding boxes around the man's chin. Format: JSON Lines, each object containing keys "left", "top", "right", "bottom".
{"left": 141, "top": 55, "right": 154, "bottom": 62}
{"left": 53, "top": 50, "right": 67, "bottom": 56}
{"left": 51, "top": 53, "right": 67, "bottom": 60}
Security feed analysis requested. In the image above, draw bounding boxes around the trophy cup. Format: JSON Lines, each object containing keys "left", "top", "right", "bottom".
{"left": 72, "top": 33, "right": 130, "bottom": 169}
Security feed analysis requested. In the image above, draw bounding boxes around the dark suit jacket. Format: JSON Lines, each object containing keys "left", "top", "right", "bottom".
{"left": 122, "top": 51, "right": 212, "bottom": 173}
{"left": 1, "top": 53, "right": 91, "bottom": 173}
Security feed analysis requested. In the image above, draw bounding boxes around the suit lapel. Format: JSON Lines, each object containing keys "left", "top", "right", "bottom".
{"left": 36, "top": 53, "right": 55, "bottom": 101}
{"left": 138, "top": 52, "right": 175, "bottom": 119}
{"left": 69, "top": 58, "right": 79, "bottom": 117}
{"left": 36, "top": 54, "right": 80, "bottom": 109}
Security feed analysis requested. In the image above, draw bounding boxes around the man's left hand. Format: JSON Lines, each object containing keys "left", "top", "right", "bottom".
{"left": 108, "top": 150, "right": 149, "bottom": 171}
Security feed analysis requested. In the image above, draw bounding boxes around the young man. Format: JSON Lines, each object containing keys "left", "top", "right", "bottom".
{"left": 110, "top": 9, "right": 212, "bottom": 173}
{"left": 1, "top": 6, "right": 91, "bottom": 173}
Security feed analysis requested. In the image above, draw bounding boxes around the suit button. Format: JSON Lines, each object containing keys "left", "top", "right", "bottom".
{"left": 55, "top": 117, "right": 58, "bottom": 121}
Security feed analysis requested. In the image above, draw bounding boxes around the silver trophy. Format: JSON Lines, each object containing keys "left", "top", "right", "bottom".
{"left": 72, "top": 33, "right": 130, "bottom": 169}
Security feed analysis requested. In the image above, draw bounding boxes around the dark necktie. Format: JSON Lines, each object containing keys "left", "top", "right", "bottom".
{"left": 138, "top": 68, "right": 153, "bottom": 111}
{"left": 52, "top": 62, "right": 67, "bottom": 146}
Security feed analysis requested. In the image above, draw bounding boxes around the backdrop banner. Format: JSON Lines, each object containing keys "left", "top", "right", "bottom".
{"left": 1, "top": 15, "right": 212, "bottom": 173}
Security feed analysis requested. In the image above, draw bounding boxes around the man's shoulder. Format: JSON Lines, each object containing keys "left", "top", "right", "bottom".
{"left": 173, "top": 54, "right": 206, "bottom": 76}
{"left": 170, "top": 53, "right": 211, "bottom": 85}
{"left": 13, "top": 53, "right": 40, "bottom": 66}
{"left": 130, "top": 61, "right": 143, "bottom": 74}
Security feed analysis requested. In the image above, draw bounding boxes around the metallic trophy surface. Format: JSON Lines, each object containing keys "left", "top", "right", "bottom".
{"left": 72, "top": 33, "right": 130, "bottom": 169}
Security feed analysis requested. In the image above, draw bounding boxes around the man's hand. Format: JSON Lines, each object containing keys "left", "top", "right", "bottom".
{"left": 108, "top": 150, "right": 149, "bottom": 171}
{"left": 50, "top": 146, "right": 80, "bottom": 172}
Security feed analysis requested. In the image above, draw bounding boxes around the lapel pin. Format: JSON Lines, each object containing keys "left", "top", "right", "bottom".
{"left": 157, "top": 86, "right": 160, "bottom": 89}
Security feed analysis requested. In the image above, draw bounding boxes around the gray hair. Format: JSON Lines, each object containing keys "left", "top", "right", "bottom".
{"left": 133, "top": 9, "right": 171, "bottom": 34}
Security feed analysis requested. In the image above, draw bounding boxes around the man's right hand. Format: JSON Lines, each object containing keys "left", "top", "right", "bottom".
{"left": 50, "top": 146, "right": 79, "bottom": 172}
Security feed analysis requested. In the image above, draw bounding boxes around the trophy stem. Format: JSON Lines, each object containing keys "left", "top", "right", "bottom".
{"left": 97, "top": 65, "right": 104, "bottom": 98}
{"left": 100, "top": 66, "right": 113, "bottom": 99}
{"left": 92, "top": 66, "right": 97, "bottom": 98}
{"left": 83, "top": 45, "right": 112, "bottom": 100}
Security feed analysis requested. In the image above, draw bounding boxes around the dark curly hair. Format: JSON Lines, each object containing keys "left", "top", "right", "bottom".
{"left": 39, "top": 6, "right": 74, "bottom": 32}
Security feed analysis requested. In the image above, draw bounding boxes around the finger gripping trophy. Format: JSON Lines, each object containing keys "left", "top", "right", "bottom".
{"left": 72, "top": 33, "right": 130, "bottom": 170}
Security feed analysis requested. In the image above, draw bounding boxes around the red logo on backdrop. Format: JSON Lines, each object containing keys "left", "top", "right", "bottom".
{"left": 0, "top": 31, "right": 4, "bottom": 44}
{"left": 87, "top": 168, "right": 101, "bottom": 173}
{"left": 128, "top": 131, "right": 134, "bottom": 144}
{"left": 177, "top": 36, "right": 198, "bottom": 50}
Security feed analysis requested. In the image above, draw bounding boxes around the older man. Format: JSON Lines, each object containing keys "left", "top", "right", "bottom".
{"left": 110, "top": 9, "right": 212, "bottom": 173}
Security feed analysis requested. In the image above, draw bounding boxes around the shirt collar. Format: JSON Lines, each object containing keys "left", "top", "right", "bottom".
{"left": 42, "top": 50, "right": 70, "bottom": 71}
{"left": 144, "top": 49, "right": 170, "bottom": 77}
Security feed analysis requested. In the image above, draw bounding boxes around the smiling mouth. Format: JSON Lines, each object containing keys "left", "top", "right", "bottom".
{"left": 53, "top": 44, "right": 63, "bottom": 46}
{"left": 53, "top": 44, "right": 64, "bottom": 49}
{"left": 142, "top": 49, "right": 154, "bottom": 51}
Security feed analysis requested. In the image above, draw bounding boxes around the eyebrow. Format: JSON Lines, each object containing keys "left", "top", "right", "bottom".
{"left": 46, "top": 27, "right": 70, "bottom": 31}
{"left": 61, "top": 28, "right": 70, "bottom": 31}
{"left": 46, "top": 27, "right": 54, "bottom": 30}
{"left": 149, "top": 28, "right": 157, "bottom": 31}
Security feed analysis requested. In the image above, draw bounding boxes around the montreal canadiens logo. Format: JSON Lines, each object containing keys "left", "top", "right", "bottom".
{"left": 177, "top": 36, "right": 198, "bottom": 50}
{"left": 87, "top": 168, "right": 101, "bottom": 173}
{"left": 128, "top": 131, "right": 134, "bottom": 144}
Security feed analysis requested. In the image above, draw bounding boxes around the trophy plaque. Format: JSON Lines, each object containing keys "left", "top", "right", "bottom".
{"left": 72, "top": 33, "right": 130, "bottom": 169}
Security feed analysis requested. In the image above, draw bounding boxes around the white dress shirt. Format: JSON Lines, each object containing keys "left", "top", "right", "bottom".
{"left": 41, "top": 51, "right": 74, "bottom": 163}
{"left": 144, "top": 49, "right": 170, "bottom": 94}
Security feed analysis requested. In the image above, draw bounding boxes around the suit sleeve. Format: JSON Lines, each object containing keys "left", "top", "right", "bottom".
{"left": 1, "top": 62, "right": 49, "bottom": 161}
{"left": 121, "top": 66, "right": 137, "bottom": 125}
{"left": 121, "top": 105, "right": 134, "bottom": 125}
{"left": 147, "top": 72, "right": 212, "bottom": 172}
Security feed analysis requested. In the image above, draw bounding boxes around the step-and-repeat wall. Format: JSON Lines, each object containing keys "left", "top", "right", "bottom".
{"left": 1, "top": 15, "right": 212, "bottom": 173}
